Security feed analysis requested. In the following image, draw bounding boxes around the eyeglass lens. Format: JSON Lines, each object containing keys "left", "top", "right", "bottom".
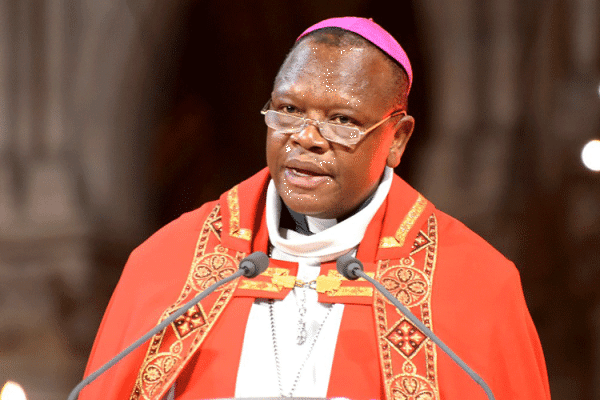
{"left": 264, "top": 111, "right": 361, "bottom": 145}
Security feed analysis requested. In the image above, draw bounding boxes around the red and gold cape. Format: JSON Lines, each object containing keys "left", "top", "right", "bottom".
{"left": 80, "top": 168, "right": 550, "bottom": 400}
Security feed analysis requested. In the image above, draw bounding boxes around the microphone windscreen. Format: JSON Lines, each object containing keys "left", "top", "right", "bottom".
{"left": 336, "top": 253, "right": 363, "bottom": 280}
{"left": 239, "top": 251, "right": 269, "bottom": 278}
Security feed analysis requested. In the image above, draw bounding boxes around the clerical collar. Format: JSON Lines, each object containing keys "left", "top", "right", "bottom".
{"left": 279, "top": 205, "right": 313, "bottom": 235}
{"left": 265, "top": 167, "right": 394, "bottom": 262}
{"left": 279, "top": 191, "right": 377, "bottom": 236}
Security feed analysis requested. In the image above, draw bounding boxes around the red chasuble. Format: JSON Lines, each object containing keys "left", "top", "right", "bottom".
{"left": 79, "top": 168, "right": 551, "bottom": 400}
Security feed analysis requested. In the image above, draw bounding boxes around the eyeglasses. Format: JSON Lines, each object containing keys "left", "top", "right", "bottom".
{"left": 261, "top": 100, "right": 406, "bottom": 147}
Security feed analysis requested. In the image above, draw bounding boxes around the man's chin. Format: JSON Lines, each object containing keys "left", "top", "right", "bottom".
{"left": 280, "top": 194, "right": 349, "bottom": 220}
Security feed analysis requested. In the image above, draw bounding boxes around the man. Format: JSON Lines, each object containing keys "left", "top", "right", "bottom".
{"left": 80, "top": 17, "right": 551, "bottom": 400}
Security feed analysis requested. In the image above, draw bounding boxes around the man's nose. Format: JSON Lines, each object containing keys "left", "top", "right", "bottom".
{"left": 290, "top": 122, "right": 329, "bottom": 152}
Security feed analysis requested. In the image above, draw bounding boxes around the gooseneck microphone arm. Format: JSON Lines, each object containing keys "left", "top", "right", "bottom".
{"left": 68, "top": 251, "right": 269, "bottom": 400}
{"left": 336, "top": 254, "right": 495, "bottom": 400}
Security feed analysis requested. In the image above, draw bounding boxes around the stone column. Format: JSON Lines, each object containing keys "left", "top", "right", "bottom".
{"left": 0, "top": 0, "right": 15, "bottom": 225}
{"left": 0, "top": 0, "right": 92, "bottom": 398}
{"left": 414, "top": 0, "right": 478, "bottom": 207}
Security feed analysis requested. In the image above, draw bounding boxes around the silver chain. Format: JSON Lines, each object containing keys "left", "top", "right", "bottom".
{"left": 296, "top": 288, "right": 308, "bottom": 345}
{"left": 294, "top": 281, "right": 316, "bottom": 345}
{"left": 268, "top": 243, "right": 314, "bottom": 345}
{"left": 268, "top": 298, "right": 333, "bottom": 397}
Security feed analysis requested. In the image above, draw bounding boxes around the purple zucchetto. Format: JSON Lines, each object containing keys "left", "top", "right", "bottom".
{"left": 297, "top": 17, "right": 413, "bottom": 92}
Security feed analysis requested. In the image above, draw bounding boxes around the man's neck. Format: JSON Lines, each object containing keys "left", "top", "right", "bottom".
{"left": 279, "top": 191, "right": 377, "bottom": 235}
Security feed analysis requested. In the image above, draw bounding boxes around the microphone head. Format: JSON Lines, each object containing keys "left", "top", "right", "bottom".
{"left": 336, "top": 253, "right": 364, "bottom": 280}
{"left": 239, "top": 251, "right": 269, "bottom": 278}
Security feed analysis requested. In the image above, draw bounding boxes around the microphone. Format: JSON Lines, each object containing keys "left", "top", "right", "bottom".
{"left": 68, "top": 251, "right": 269, "bottom": 400}
{"left": 238, "top": 251, "right": 269, "bottom": 278}
{"left": 336, "top": 253, "right": 495, "bottom": 400}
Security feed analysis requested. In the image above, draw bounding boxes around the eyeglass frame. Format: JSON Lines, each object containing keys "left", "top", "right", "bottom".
{"left": 260, "top": 100, "right": 406, "bottom": 147}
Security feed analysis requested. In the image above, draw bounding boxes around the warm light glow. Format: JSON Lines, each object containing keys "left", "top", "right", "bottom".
{"left": 0, "top": 382, "right": 27, "bottom": 400}
{"left": 582, "top": 139, "right": 600, "bottom": 172}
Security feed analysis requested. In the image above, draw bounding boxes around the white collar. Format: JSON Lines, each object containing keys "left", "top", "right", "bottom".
{"left": 266, "top": 166, "right": 394, "bottom": 263}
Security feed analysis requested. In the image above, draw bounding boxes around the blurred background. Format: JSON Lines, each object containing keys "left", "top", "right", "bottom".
{"left": 0, "top": 0, "right": 599, "bottom": 399}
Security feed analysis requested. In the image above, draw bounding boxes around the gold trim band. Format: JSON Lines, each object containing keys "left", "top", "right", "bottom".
{"left": 227, "top": 186, "right": 252, "bottom": 241}
{"left": 379, "top": 194, "right": 427, "bottom": 248}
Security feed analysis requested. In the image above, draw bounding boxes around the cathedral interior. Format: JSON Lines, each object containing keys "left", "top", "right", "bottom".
{"left": 0, "top": 0, "right": 599, "bottom": 399}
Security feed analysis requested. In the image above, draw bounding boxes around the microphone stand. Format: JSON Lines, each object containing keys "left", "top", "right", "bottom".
{"left": 68, "top": 252, "right": 269, "bottom": 400}
{"left": 337, "top": 254, "right": 495, "bottom": 400}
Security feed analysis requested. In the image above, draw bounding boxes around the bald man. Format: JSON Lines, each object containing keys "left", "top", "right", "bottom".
{"left": 80, "top": 17, "right": 551, "bottom": 400}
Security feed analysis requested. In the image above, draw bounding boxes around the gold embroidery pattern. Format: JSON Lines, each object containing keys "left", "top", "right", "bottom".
{"left": 237, "top": 280, "right": 283, "bottom": 292}
{"left": 318, "top": 270, "right": 374, "bottom": 297}
{"left": 138, "top": 353, "right": 182, "bottom": 399}
{"left": 390, "top": 374, "right": 436, "bottom": 400}
{"left": 411, "top": 231, "right": 433, "bottom": 255}
{"left": 380, "top": 236, "right": 403, "bottom": 248}
{"left": 380, "top": 258, "right": 430, "bottom": 308}
{"left": 237, "top": 266, "right": 293, "bottom": 292}
{"left": 422, "top": 214, "right": 439, "bottom": 383}
{"left": 272, "top": 274, "right": 297, "bottom": 288}
{"left": 192, "top": 253, "right": 238, "bottom": 291}
{"left": 131, "top": 204, "right": 245, "bottom": 400}
{"left": 237, "top": 268, "right": 374, "bottom": 297}
{"left": 379, "top": 194, "right": 427, "bottom": 248}
{"left": 262, "top": 267, "right": 293, "bottom": 277}
{"left": 227, "top": 185, "right": 252, "bottom": 241}
{"left": 376, "top": 213, "right": 439, "bottom": 400}
{"left": 385, "top": 318, "right": 427, "bottom": 358}
{"left": 329, "top": 286, "right": 373, "bottom": 297}
{"left": 375, "top": 293, "right": 394, "bottom": 383}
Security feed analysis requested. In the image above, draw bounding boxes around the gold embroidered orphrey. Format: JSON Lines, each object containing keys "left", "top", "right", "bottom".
{"left": 379, "top": 194, "right": 427, "bottom": 248}
{"left": 376, "top": 213, "right": 440, "bottom": 399}
{"left": 130, "top": 192, "right": 441, "bottom": 400}
{"left": 228, "top": 185, "right": 252, "bottom": 241}
{"left": 130, "top": 203, "right": 246, "bottom": 400}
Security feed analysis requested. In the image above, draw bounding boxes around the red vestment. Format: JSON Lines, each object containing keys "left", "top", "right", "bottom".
{"left": 80, "top": 168, "right": 551, "bottom": 400}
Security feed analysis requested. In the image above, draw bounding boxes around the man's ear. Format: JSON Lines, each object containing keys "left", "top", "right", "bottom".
{"left": 386, "top": 114, "right": 415, "bottom": 168}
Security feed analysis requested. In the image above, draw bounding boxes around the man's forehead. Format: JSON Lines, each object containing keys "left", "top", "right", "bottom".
{"left": 273, "top": 41, "right": 396, "bottom": 112}
{"left": 278, "top": 43, "right": 369, "bottom": 78}
{"left": 277, "top": 41, "right": 391, "bottom": 86}
{"left": 294, "top": 42, "right": 367, "bottom": 61}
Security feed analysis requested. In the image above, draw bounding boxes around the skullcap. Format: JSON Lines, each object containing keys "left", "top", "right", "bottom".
{"left": 297, "top": 17, "right": 413, "bottom": 92}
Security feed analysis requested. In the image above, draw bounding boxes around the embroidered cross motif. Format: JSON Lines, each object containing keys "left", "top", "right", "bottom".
{"left": 173, "top": 304, "right": 207, "bottom": 339}
{"left": 410, "top": 231, "right": 432, "bottom": 254}
{"left": 385, "top": 318, "right": 426, "bottom": 358}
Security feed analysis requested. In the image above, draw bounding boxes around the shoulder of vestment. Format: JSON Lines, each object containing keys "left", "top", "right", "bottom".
{"left": 120, "top": 167, "right": 272, "bottom": 290}
{"left": 113, "top": 201, "right": 220, "bottom": 313}
{"left": 431, "top": 207, "right": 520, "bottom": 284}
{"left": 129, "top": 200, "right": 218, "bottom": 264}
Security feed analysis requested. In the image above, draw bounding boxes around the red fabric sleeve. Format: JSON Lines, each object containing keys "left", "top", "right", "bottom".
{"left": 433, "top": 214, "right": 551, "bottom": 400}
{"left": 78, "top": 204, "right": 213, "bottom": 400}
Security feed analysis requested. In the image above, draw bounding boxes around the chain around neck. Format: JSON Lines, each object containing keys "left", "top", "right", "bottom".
{"left": 268, "top": 298, "right": 333, "bottom": 397}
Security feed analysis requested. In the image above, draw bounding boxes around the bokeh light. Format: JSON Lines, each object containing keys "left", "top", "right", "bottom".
{"left": 0, "top": 382, "right": 27, "bottom": 400}
{"left": 581, "top": 139, "right": 600, "bottom": 172}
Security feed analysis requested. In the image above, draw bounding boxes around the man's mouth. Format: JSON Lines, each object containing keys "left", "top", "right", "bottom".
{"left": 284, "top": 163, "right": 332, "bottom": 189}
{"left": 289, "top": 167, "right": 326, "bottom": 177}
{"left": 285, "top": 158, "right": 331, "bottom": 177}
